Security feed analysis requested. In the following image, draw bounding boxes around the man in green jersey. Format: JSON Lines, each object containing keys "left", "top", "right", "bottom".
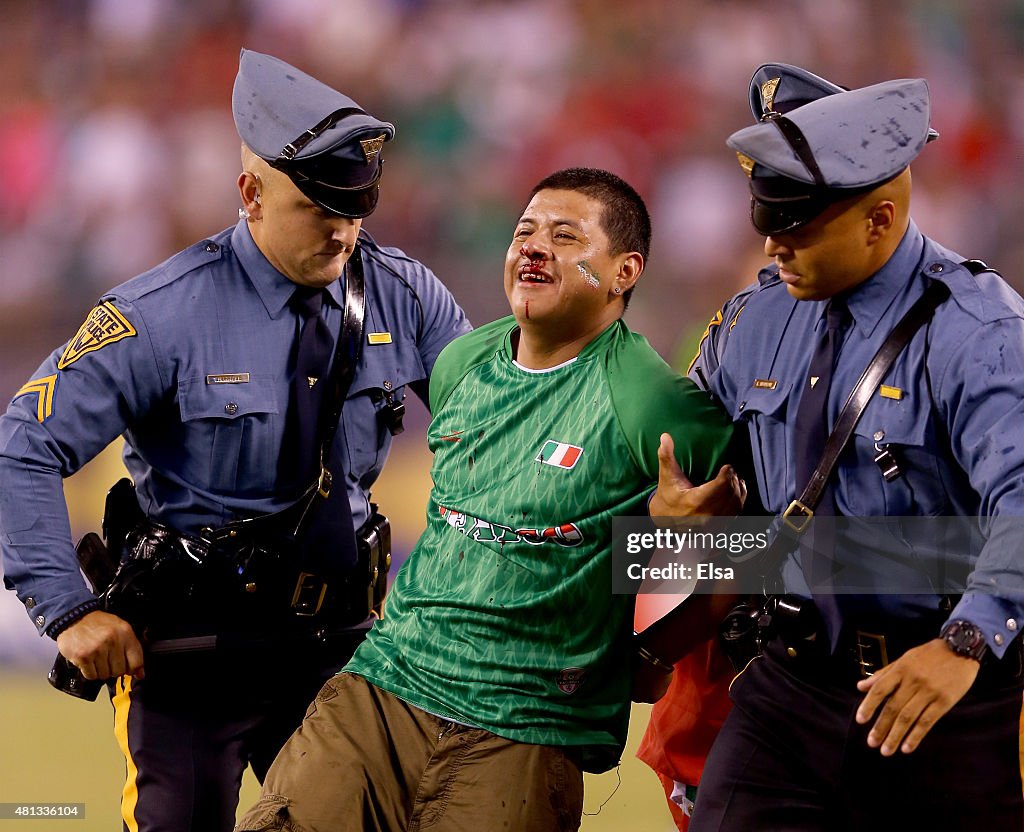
{"left": 237, "top": 168, "right": 742, "bottom": 832}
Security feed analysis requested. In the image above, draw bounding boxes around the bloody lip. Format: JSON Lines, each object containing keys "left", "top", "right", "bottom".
{"left": 518, "top": 263, "right": 553, "bottom": 283}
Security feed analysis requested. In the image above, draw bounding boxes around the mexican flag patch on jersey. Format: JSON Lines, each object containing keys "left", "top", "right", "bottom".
{"left": 536, "top": 440, "right": 583, "bottom": 470}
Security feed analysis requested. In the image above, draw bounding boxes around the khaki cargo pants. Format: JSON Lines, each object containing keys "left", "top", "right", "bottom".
{"left": 235, "top": 673, "right": 584, "bottom": 832}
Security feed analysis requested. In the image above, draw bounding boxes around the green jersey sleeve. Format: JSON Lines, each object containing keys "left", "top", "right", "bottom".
{"left": 428, "top": 316, "right": 516, "bottom": 415}
{"left": 607, "top": 326, "right": 734, "bottom": 486}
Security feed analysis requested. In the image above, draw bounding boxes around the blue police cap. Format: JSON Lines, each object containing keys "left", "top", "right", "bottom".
{"left": 232, "top": 49, "right": 396, "bottom": 218}
{"left": 728, "top": 77, "right": 935, "bottom": 235}
{"left": 748, "top": 62, "right": 846, "bottom": 120}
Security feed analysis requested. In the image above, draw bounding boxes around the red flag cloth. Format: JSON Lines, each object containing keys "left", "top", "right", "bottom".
{"left": 636, "top": 637, "right": 734, "bottom": 831}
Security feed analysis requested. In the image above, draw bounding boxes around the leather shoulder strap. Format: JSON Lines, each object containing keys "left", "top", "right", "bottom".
{"left": 316, "top": 245, "right": 366, "bottom": 466}
{"left": 782, "top": 279, "right": 950, "bottom": 531}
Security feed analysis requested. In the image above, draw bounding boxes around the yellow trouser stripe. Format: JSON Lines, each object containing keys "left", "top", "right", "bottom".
{"left": 113, "top": 676, "right": 141, "bottom": 832}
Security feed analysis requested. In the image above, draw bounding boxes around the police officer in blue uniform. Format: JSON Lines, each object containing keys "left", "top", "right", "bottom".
{"left": 0, "top": 49, "right": 470, "bottom": 832}
{"left": 660, "top": 65, "right": 1024, "bottom": 831}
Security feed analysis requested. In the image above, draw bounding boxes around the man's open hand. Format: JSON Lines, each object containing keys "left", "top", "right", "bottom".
{"left": 855, "top": 638, "right": 979, "bottom": 755}
{"left": 649, "top": 433, "right": 746, "bottom": 521}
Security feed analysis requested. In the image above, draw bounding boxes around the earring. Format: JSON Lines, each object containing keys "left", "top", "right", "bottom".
{"left": 613, "top": 286, "right": 622, "bottom": 295}
{"left": 238, "top": 207, "right": 250, "bottom": 221}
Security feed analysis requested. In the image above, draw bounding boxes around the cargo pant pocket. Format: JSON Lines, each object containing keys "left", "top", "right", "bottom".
{"left": 234, "top": 794, "right": 306, "bottom": 832}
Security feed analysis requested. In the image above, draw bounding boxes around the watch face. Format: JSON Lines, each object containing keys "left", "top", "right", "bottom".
{"left": 943, "top": 620, "right": 986, "bottom": 660}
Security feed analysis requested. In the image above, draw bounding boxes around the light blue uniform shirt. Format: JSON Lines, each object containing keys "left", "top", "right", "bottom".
{"left": 691, "top": 222, "right": 1024, "bottom": 657}
{"left": 0, "top": 221, "right": 470, "bottom": 634}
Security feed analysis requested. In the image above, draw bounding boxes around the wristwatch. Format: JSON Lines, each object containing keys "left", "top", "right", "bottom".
{"left": 939, "top": 619, "right": 988, "bottom": 662}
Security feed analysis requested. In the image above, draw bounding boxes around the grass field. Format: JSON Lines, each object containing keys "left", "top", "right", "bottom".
{"left": 0, "top": 672, "right": 675, "bottom": 831}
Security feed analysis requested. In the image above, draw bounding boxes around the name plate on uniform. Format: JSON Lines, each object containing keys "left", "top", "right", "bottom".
{"left": 206, "top": 373, "right": 250, "bottom": 385}
{"left": 753, "top": 379, "right": 778, "bottom": 390}
{"left": 879, "top": 385, "right": 903, "bottom": 400}
{"left": 367, "top": 332, "right": 393, "bottom": 345}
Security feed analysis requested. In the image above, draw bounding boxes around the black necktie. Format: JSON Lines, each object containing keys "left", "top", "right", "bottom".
{"left": 282, "top": 286, "right": 362, "bottom": 580}
{"left": 792, "top": 299, "right": 849, "bottom": 645}
{"left": 793, "top": 299, "right": 848, "bottom": 500}
{"left": 281, "top": 287, "right": 334, "bottom": 486}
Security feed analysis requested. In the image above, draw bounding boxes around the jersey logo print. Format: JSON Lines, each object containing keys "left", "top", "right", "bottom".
{"left": 556, "top": 667, "right": 586, "bottom": 695}
{"left": 58, "top": 302, "right": 137, "bottom": 369}
{"left": 439, "top": 506, "right": 584, "bottom": 548}
{"left": 14, "top": 374, "right": 58, "bottom": 422}
{"left": 536, "top": 440, "right": 583, "bottom": 470}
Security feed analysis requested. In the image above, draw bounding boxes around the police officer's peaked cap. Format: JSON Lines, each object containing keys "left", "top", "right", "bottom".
{"left": 728, "top": 77, "right": 935, "bottom": 235}
{"left": 748, "top": 62, "right": 847, "bottom": 120}
{"left": 232, "top": 48, "right": 395, "bottom": 218}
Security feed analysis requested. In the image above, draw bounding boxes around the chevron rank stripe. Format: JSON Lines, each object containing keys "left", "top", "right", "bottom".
{"left": 536, "top": 440, "right": 583, "bottom": 470}
{"left": 15, "top": 374, "right": 58, "bottom": 422}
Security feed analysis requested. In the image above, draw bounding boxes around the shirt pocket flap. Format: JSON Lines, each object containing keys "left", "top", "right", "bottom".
{"left": 853, "top": 394, "right": 929, "bottom": 448}
{"left": 347, "top": 340, "right": 424, "bottom": 398}
{"left": 178, "top": 374, "right": 280, "bottom": 422}
{"left": 733, "top": 379, "right": 794, "bottom": 421}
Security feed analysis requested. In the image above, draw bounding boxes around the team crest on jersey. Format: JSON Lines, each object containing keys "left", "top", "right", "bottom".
{"left": 58, "top": 302, "right": 137, "bottom": 369}
{"left": 557, "top": 667, "right": 586, "bottom": 695}
{"left": 536, "top": 440, "right": 583, "bottom": 470}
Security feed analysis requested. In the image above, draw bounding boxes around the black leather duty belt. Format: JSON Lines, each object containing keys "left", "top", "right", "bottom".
{"left": 770, "top": 617, "right": 1023, "bottom": 688}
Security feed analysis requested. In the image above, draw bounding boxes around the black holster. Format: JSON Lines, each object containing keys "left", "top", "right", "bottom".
{"left": 49, "top": 478, "right": 149, "bottom": 700}
{"left": 49, "top": 480, "right": 395, "bottom": 700}
{"left": 219, "top": 504, "right": 392, "bottom": 631}
{"left": 718, "top": 594, "right": 824, "bottom": 672}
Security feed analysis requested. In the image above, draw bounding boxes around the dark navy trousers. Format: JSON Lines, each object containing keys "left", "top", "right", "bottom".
{"left": 110, "top": 634, "right": 364, "bottom": 832}
{"left": 691, "top": 637, "right": 1024, "bottom": 832}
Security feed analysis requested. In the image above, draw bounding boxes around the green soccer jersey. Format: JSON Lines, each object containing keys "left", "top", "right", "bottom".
{"left": 346, "top": 316, "right": 732, "bottom": 771}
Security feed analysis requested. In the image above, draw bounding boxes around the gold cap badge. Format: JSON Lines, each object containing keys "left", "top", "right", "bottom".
{"left": 359, "top": 134, "right": 386, "bottom": 164}
{"left": 761, "top": 77, "right": 781, "bottom": 113}
{"left": 736, "top": 152, "right": 756, "bottom": 178}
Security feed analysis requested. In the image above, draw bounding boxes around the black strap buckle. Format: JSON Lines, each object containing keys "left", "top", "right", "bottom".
{"left": 291, "top": 572, "right": 328, "bottom": 617}
{"left": 854, "top": 630, "right": 890, "bottom": 678}
{"left": 317, "top": 466, "right": 333, "bottom": 499}
{"left": 273, "top": 107, "right": 365, "bottom": 165}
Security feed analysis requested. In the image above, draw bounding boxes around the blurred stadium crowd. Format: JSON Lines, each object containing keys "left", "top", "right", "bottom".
{"left": 1, "top": 0, "right": 1023, "bottom": 658}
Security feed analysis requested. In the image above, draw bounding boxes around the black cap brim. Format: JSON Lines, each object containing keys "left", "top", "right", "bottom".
{"left": 282, "top": 162, "right": 384, "bottom": 218}
{"left": 750, "top": 196, "right": 830, "bottom": 236}
{"left": 748, "top": 172, "right": 830, "bottom": 235}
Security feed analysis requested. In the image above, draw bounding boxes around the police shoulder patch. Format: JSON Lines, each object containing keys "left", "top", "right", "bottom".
{"left": 58, "top": 302, "right": 137, "bottom": 369}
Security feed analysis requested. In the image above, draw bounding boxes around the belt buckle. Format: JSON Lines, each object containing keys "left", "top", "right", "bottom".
{"left": 854, "top": 629, "right": 889, "bottom": 678}
{"left": 782, "top": 500, "right": 814, "bottom": 533}
{"left": 291, "top": 572, "right": 328, "bottom": 617}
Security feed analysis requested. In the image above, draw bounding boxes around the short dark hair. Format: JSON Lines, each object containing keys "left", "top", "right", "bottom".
{"left": 527, "top": 168, "right": 651, "bottom": 308}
